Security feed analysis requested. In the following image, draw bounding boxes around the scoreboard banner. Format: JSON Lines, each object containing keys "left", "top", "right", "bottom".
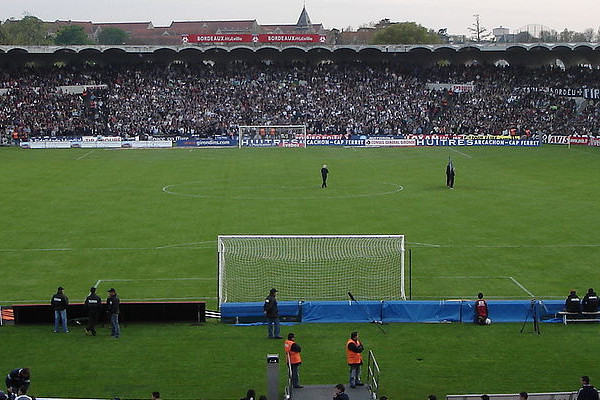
{"left": 182, "top": 34, "right": 326, "bottom": 44}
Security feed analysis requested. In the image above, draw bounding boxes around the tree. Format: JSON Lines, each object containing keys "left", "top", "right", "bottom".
{"left": 540, "top": 29, "right": 558, "bottom": 43}
{"left": 583, "top": 28, "right": 595, "bottom": 42}
{"left": 54, "top": 25, "right": 91, "bottom": 45}
{"left": 371, "top": 22, "right": 443, "bottom": 45}
{"left": 0, "top": 23, "right": 6, "bottom": 44}
{"left": 468, "top": 14, "right": 491, "bottom": 42}
{"left": 515, "top": 31, "right": 536, "bottom": 43}
{"left": 559, "top": 29, "right": 574, "bottom": 42}
{"left": 98, "top": 27, "right": 129, "bottom": 45}
{"left": 1, "top": 16, "right": 49, "bottom": 45}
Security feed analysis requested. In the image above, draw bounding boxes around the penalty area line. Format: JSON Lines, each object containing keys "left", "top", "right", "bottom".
{"left": 451, "top": 148, "right": 472, "bottom": 159}
{"left": 509, "top": 276, "right": 535, "bottom": 298}
{"left": 76, "top": 149, "right": 96, "bottom": 160}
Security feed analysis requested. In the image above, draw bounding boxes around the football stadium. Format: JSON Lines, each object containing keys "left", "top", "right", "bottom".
{"left": 1, "top": 8, "right": 600, "bottom": 400}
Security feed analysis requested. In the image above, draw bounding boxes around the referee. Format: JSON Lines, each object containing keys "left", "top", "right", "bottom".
{"left": 321, "top": 164, "right": 329, "bottom": 188}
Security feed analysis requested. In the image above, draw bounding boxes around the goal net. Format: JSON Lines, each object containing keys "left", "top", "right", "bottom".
{"left": 237, "top": 125, "right": 307, "bottom": 148}
{"left": 218, "top": 235, "right": 405, "bottom": 304}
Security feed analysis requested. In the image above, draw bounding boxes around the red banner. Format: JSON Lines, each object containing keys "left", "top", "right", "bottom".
{"left": 258, "top": 34, "right": 326, "bottom": 43}
{"left": 569, "top": 136, "right": 590, "bottom": 145}
{"left": 182, "top": 34, "right": 326, "bottom": 44}
{"left": 183, "top": 34, "right": 253, "bottom": 43}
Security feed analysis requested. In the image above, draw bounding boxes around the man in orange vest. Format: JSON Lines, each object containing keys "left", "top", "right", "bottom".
{"left": 346, "top": 331, "right": 364, "bottom": 388}
{"left": 284, "top": 333, "right": 303, "bottom": 389}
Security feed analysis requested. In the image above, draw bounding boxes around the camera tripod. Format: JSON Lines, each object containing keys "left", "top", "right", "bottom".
{"left": 520, "top": 298, "right": 541, "bottom": 335}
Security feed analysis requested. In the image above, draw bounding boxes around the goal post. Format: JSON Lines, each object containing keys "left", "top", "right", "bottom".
{"left": 218, "top": 235, "right": 405, "bottom": 305}
{"left": 237, "top": 125, "right": 307, "bottom": 148}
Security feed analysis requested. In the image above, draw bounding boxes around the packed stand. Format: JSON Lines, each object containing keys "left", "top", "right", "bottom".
{"left": 1, "top": 63, "right": 600, "bottom": 140}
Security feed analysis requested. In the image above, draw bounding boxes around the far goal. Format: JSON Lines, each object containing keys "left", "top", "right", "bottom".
{"left": 218, "top": 235, "right": 405, "bottom": 305}
{"left": 237, "top": 125, "right": 307, "bottom": 148}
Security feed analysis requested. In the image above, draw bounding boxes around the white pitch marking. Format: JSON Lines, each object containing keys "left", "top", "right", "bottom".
{"left": 0, "top": 243, "right": 216, "bottom": 252}
{"left": 76, "top": 149, "right": 96, "bottom": 160}
{"left": 413, "top": 276, "right": 509, "bottom": 279}
{"left": 408, "top": 242, "right": 441, "bottom": 247}
{"left": 162, "top": 181, "right": 404, "bottom": 200}
{"left": 4, "top": 242, "right": 600, "bottom": 253}
{"left": 98, "top": 277, "right": 214, "bottom": 282}
{"left": 155, "top": 241, "right": 217, "bottom": 249}
{"left": 509, "top": 276, "right": 535, "bottom": 298}
{"left": 451, "top": 148, "right": 472, "bottom": 158}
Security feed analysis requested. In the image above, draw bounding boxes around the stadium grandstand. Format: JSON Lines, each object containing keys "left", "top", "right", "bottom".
{"left": 1, "top": 58, "right": 599, "bottom": 143}
{"left": 3, "top": 6, "right": 600, "bottom": 400}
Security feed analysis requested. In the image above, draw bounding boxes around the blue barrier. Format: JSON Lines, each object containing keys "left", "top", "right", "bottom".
{"left": 221, "top": 300, "right": 566, "bottom": 324}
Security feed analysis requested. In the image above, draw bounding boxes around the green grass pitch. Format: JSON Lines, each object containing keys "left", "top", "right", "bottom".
{"left": 1, "top": 145, "right": 600, "bottom": 400}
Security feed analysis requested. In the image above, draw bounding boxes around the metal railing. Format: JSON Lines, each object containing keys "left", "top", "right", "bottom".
{"left": 366, "top": 350, "right": 380, "bottom": 399}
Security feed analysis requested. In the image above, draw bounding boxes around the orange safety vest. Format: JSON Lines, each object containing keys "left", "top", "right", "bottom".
{"left": 346, "top": 338, "right": 363, "bottom": 365}
{"left": 284, "top": 339, "right": 302, "bottom": 364}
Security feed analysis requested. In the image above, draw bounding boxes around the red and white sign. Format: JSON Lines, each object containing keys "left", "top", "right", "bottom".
{"left": 182, "top": 34, "right": 326, "bottom": 44}
{"left": 258, "top": 34, "right": 326, "bottom": 43}
{"left": 569, "top": 136, "right": 590, "bottom": 145}
{"left": 589, "top": 137, "right": 600, "bottom": 147}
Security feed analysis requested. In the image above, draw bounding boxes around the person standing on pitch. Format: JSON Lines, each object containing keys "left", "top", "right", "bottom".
{"left": 107, "top": 288, "right": 121, "bottom": 338}
{"left": 263, "top": 288, "right": 281, "bottom": 339}
{"left": 346, "top": 331, "right": 364, "bottom": 388}
{"left": 446, "top": 159, "right": 455, "bottom": 189}
{"left": 284, "top": 333, "right": 303, "bottom": 388}
{"left": 84, "top": 287, "right": 102, "bottom": 336}
{"left": 321, "top": 164, "right": 329, "bottom": 188}
{"left": 51, "top": 286, "right": 69, "bottom": 333}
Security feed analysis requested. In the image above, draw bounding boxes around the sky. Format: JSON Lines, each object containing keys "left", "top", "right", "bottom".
{"left": 2, "top": 0, "right": 599, "bottom": 37}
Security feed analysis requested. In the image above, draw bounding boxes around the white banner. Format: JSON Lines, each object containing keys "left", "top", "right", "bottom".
{"left": 123, "top": 140, "right": 172, "bottom": 148}
{"left": 57, "top": 85, "right": 108, "bottom": 94}
{"left": 22, "top": 140, "right": 172, "bottom": 149}
{"left": 426, "top": 83, "right": 475, "bottom": 93}
{"left": 365, "top": 137, "right": 416, "bottom": 147}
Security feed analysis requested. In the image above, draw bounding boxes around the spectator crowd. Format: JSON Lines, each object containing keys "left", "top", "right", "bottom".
{"left": 1, "top": 62, "right": 600, "bottom": 141}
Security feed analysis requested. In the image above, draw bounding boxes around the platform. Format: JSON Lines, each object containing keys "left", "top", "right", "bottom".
{"left": 289, "top": 384, "right": 373, "bottom": 400}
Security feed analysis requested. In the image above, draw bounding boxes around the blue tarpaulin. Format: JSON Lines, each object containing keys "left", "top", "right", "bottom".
{"left": 220, "top": 300, "right": 566, "bottom": 324}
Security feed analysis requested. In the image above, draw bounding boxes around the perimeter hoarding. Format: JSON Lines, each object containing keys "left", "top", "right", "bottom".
{"left": 182, "top": 34, "right": 326, "bottom": 44}
{"left": 414, "top": 137, "right": 540, "bottom": 147}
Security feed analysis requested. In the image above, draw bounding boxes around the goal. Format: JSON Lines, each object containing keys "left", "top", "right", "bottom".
{"left": 218, "top": 235, "right": 405, "bottom": 305}
{"left": 237, "top": 125, "right": 307, "bottom": 148}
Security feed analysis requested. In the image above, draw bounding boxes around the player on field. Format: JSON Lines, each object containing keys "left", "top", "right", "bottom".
{"left": 446, "top": 159, "right": 455, "bottom": 189}
{"left": 321, "top": 164, "right": 329, "bottom": 188}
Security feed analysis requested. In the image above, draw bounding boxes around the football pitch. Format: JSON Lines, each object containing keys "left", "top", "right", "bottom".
{"left": 1, "top": 145, "right": 600, "bottom": 400}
